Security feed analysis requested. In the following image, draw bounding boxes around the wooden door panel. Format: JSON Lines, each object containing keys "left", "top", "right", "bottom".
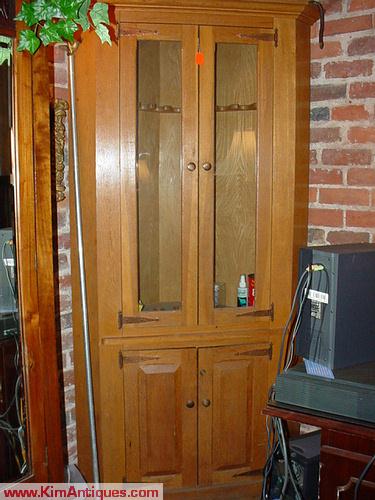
{"left": 123, "top": 348, "right": 197, "bottom": 488}
{"left": 198, "top": 343, "right": 271, "bottom": 486}
{"left": 119, "top": 24, "right": 198, "bottom": 330}
{"left": 198, "top": 26, "right": 273, "bottom": 327}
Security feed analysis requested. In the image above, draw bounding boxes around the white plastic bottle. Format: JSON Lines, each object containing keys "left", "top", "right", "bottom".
{"left": 237, "top": 274, "right": 248, "bottom": 307}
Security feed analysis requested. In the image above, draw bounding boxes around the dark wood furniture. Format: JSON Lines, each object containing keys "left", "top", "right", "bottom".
{"left": 0, "top": 335, "right": 19, "bottom": 481}
{"left": 264, "top": 403, "right": 375, "bottom": 499}
{"left": 0, "top": 1, "right": 65, "bottom": 481}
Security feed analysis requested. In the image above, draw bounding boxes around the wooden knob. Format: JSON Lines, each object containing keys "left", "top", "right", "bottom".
{"left": 202, "top": 399, "right": 211, "bottom": 407}
{"left": 202, "top": 162, "right": 212, "bottom": 171}
{"left": 186, "top": 400, "right": 195, "bottom": 408}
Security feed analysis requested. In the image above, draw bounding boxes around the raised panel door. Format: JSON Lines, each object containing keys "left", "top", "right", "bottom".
{"left": 198, "top": 343, "right": 271, "bottom": 485}
{"left": 122, "top": 348, "right": 197, "bottom": 488}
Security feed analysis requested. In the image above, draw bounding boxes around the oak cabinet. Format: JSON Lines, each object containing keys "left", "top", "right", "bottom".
{"left": 122, "top": 348, "right": 197, "bottom": 488}
{"left": 72, "top": 0, "right": 317, "bottom": 495}
{"left": 121, "top": 344, "right": 271, "bottom": 488}
{"left": 119, "top": 23, "right": 273, "bottom": 330}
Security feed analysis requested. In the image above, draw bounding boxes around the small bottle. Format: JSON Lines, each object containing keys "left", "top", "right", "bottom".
{"left": 237, "top": 274, "right": 248, "bottom": 307}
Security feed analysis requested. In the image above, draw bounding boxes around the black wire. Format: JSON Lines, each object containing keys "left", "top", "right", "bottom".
{"left": 276, "top": 269, "right": 310, "bottom": 376}
{"left": 353, "top": 453, "right": 375, "bottom": 500}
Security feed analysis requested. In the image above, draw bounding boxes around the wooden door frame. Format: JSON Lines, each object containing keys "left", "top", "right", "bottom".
{"left": 0, "top": 5, "right": 65, "bottom": 481}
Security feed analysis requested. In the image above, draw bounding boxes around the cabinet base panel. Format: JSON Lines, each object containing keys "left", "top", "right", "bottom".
{"left": 165, "top": 478, "right": 262, "bottom": 499}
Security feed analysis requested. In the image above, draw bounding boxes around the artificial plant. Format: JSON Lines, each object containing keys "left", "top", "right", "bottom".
{"left": 0, "top": 35, "right": 12, "bottom": 65}
{"left": 16, "top": 0, "right": 111, "bottom": 53}
{"left": 16, "top": 0, "right": 113, "bottom": 482}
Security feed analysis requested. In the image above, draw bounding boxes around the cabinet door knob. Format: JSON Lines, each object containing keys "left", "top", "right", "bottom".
{"left": 185, "top": 400, "right": 195, "bottom": 408}
{"left": 202, "top": 162, "right": 212, "bottom": 171}
{"left": 202, "top": 399, "right": 211, "bottom": 407}
{"left": 187, "top": 162, "right": 197, "bottom": 172}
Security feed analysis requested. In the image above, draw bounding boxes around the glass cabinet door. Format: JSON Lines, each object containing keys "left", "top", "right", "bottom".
{"left": 120, "top": 25, "right": 198, "bottom": 329}
{"left": 199, "top": 26, "right": 273, "bottom": 326}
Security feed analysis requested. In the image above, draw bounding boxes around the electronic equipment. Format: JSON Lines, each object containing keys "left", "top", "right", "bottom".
{"left": 270, "top": 430, "right": 320, "bottom": 500}
{"left": 0, "top": 228, "right": 16, "bottom": 315}
{"left": 275, "top": 361, "right": 375, "bottom": 424}
{"left": 297, "top": 243, "right": 375, "bottom": 369}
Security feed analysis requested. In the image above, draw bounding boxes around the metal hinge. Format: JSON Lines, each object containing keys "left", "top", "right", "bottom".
{"left": 118, "top": 27, "right": 159, "bottom": 37}
{"left": 117, "top": 311, "right": 160, "bottom": 329}
{"left": 232, "top": 469, "right": 261, "bottom": 479}
{"left": 234, "top": 344, "right": 273, "bottom": 360}
{"left": 236, "top": 29, "right": 278, "bottom": 47}
{"left": 236, "top": 303, "right": 274, "bottom": 322}
{"left": 119, "top": 351, "right": 160, "bottom": 369}
{"left": 274, "top": 28, "right": 279, "bottom": 48}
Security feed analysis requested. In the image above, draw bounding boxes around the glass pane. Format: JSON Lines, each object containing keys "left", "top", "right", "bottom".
{"left": 214, "top": 43, "right": 257, "bottom": 308}
{"left": 137, "top": 41, "right": 182, "bottom": 312}
{"left": 0, "top": 60, "right": 29, "bottom": 481}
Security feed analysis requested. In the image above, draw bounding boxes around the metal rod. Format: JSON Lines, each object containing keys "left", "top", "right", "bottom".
{"left": 68, "top": 49, "right": 100, "bottom": 483}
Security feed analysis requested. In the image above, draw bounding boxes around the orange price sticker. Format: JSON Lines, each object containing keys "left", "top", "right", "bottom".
{"left": 195, "top": 51, "right": 204, "bottom": 65}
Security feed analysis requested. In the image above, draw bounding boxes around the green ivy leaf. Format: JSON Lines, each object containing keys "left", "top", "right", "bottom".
{"left": 57, "top": 19, "right": 78, "bottom": 42}
{"left": 0, "top": 36, "right": 12, "bottom": 66}
{"left": 39, "top": 21, "right": 64, "bottom": 45}
{"left": 75, "top": 0, "right": 90, "bottom": 30}
{"left": 39, "top": 19, "right": 78, "bottom": 45}
{"left": 95, "top": 23, "right": 111, "bottom": 45}
{"left": 33, "top": 0, "right": 62, "bottom": 21}
{"left": 14, "top": 2, "right": 38, "bottom": 26}
{"left": 17, "top": 29, "right": 41, "bottom": 54}
{"left": 90, "top": 3, "right": 109, "bottom": 27}
{"left": 78, "top": 0, "right": 90, "bottom": 18}
{"left": 57, "top": 0, "right": 84, "bottom": 19}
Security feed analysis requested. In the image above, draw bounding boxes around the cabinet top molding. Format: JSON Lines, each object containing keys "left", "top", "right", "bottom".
{"left": 110, "top": 0, "right": 319, "bottom": 24}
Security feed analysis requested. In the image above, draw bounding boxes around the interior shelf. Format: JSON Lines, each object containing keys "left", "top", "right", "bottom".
{"left": 138, "top": 103, "right": 181, "bottom": 113}
{"left": 216, "top": 103, "right": 257, "bottom": 112}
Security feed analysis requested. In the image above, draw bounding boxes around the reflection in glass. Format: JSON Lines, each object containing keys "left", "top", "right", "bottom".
{"left": 136, "top": 41, "right": 182, "bottom": 312}
{"left": 0, "top": 58, "right": 28, "bottom": 481}
{"left": 214, "top": 43, "right": 258, "bottom": 308}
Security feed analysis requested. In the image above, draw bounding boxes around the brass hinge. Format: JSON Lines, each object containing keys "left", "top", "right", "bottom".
{"left": 119, "top": 352, "right": 160, "bottom": 366}
{"left": 236, "top": 29, "right": 278, "bottom": 47}
{"left": 119, "top": 27, "right": 159, "bottom": 37}
{"left": 118, "top": 311, "right": 159, "bottom": 329}
{"left": 236, "top": 303, "right": 274, "bottom": 321}
{"left": 232, "top": 469, "right": 261, "bottom": 478}
{"left": 234, "top": 345, "right": 273, "bottom": 360}
{"left": 274, "top": 28, "right": 279, "bottom": 48}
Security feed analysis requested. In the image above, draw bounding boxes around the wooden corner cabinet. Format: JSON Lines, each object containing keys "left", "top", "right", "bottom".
{"left": 72, "top": 0, "right": 318, "bottom": 496}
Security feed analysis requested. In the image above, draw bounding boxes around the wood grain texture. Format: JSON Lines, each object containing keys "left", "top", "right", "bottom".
{"left": 264, "top": 404, "right": 375, "bottom": 500}
{"left": 123, "top": 348, "right": 197, "bottom": 487}
{"left": 113, "top": 0, "right": 319, "bottom": 26}
{"left": 98, "top": 344, "right": 125, "bottom": 481}
{"left": 12, "top": 33, "right": 64, "bottom": 480}
{"left": 215, "top": 43, "right": 257, "bottom": 307}
{"left": 138, "top": 41, "right": 182, "bottom": 305}
{"left": 198, "top": 344, "right": 270, "bottom": 485}
{"left": 72, "top": 2, "right": 316, "bottom": 495}
{"left": 72, "top": 32, "right": 99, "bottom": 480}
{"left": 31, "top": 46, "right": 65, "bottom": 481}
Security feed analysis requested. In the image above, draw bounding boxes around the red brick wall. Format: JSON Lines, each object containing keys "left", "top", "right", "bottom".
{"left": 50, "top": 45, "right": 77, "bottom": 463}
{"left": 309, "top": 0, "right": 375, "bottom": 245}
